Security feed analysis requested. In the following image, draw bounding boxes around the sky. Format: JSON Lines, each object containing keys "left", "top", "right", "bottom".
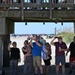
{"left": 15, "top": 22, "right": 74, "bottom": 34}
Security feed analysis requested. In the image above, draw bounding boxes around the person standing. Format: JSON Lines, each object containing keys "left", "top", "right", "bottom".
{"left": 66, "top": 36, "right": 75, "bottom": 74}
{"left": 22, "top": 40, "right": 33, "bottom": 75}
{"left": 53, "top": 0, "right": 58, "bottom": 9}
{"left": 30, "top": 35, "right": 43, "bottom": 75}
{"left": 22, "top": 40, "right": 28, "bottom": 75}
{"left": 30, "top": 0, "right": 36, "bottom": 3}
{"left": 42, "top": 43, "right": 51, "bottom": 75}
{"left": 22, "top": 40, "right": 28, "bottom": 55}
{"left": 24, "top": 44, "right": 33, "bottom": 75}
{"left": 8, "top": 41, "right": 21, "bottom": 75}
{"left": 36, "top": 0, "right": 41, "bottom": 9}
{"left": 51, "top": 36, "right": 67, "bottom": 75}
{"left": 53, "top": 0, "right": 58, "bottom": 4}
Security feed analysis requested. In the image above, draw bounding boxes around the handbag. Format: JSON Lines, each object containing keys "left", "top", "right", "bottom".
{"left": 48, "top": 55, "right": 52, "bottom": 60}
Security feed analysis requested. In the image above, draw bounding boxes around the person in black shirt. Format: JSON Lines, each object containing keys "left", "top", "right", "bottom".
{"left": 8, "top": 41, "right": 20, "bottom": 75}
{"left": 66, "top": 36, "right": 75, "bottom": 74}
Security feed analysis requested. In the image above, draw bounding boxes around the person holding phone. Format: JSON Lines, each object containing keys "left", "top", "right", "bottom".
{"left": 30, "top": 35, "right": 43, "bottom": 75}
{"left": 42, "top": 43, "right": 51, "bottom": 75}
{"left": 51, "top": 36, "right": 67, "bottom": 75}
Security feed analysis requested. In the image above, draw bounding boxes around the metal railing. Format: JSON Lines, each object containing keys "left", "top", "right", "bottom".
{"left": 0, "top": 0, "right": 75, "bottom": 10}
{"left": 0, "top": 0, "right": 75, "bottom": 20}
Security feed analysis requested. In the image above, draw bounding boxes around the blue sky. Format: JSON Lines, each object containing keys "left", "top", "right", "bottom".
{"left": 15, "top": 22, "right": 74, "bottom": 34}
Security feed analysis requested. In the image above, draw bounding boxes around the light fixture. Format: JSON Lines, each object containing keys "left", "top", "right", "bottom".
{"left": 43, "top": 22, "right": 45, "bottom": 25}
{"left": 25, "top": 22, "right": 27, "bottom": 25}
{"left": 61, "top": 22, "right": 63, "bottom": 25}
{"left": 55, "top": 19, "right": 58, "bottom": 24}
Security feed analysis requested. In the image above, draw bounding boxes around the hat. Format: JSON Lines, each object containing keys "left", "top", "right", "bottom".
{"left": 58, "top": 36, "right": 62, "bottom": 39}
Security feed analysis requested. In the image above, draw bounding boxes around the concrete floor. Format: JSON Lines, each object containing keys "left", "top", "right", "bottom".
{"left": 3, "top": 65, "right": 75, "bottom": 75}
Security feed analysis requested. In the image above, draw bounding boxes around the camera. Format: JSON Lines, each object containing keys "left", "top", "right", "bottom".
{"left": 55, "top": 36, "right": 58, "bottom": 38}
{"left": 27, "top": 36, "right": 32, "bottom": 40}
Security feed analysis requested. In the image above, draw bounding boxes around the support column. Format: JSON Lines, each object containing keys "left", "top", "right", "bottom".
{"left": 3, "top": 35, "right": 10, "bottom": 67}
{"left": 0, "top": 35, "right": 3, "bottom": 74}
{"left": 74, "top": 22, "right": 75, "bottom": 34}
{"left": 3, "top": 19, "right": 14, "bottom": 67}
{"left": 0, "top": 17, "right": 14, "bottom": 68}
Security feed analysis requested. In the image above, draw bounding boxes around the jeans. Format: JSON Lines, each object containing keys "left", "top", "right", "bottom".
{"left": 24, "top": 56, "right": 33, "bottom": 75}
{"left": 10, "top": 60, "right": 18, "bottom": 75}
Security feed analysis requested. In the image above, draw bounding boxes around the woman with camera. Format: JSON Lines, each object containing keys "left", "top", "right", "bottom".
{"left": 42, "top": 43, "right": 52, "bottom": 75}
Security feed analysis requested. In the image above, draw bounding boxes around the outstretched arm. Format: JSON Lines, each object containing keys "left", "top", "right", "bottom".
{"left": 8, "top": 43, "right": 11, "bottom": 51}
{"left": 30, "top": 38, "right": 33, "bottom": 46}
{"left": 35, "top": 40, "right": 42, "bottom": 47}
{"left": 50, "top": 36, "right": 56, "bottom": 46}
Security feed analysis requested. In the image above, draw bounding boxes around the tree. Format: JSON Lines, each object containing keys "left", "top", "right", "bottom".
{"left": 57, "top": 27, "right": 75, "bottom": 44}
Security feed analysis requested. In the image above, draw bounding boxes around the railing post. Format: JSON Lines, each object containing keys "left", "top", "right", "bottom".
{"left": 49, "top": 0, "right": 52, "bottom": 19}
{"left": 21, "top": 0, "right": 24, "bottom": 21}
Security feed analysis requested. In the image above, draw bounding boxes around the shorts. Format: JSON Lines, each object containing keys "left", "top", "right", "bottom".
{"left": 44, "top": 59, "right": 50, "bottom": 66}
{"left": 55, "top": 56, "right": 65, "bottom": 65}
{"left": 70, "top": 57, "right": 75, "bottom": 63}
{"left": 33, "top": 56, "right": 41, "bottom": 67}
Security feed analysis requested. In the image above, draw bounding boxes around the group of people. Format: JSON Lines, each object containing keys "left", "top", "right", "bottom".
{"left": 0, "top": 0, "right": 67, "bottom": 4}
{"left": 8, "top": 35, "right": 75, "bottom": 75}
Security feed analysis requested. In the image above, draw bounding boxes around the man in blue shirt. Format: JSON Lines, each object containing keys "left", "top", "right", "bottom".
{"left": 30, "top": 35, "right": 43, "bottom": 75}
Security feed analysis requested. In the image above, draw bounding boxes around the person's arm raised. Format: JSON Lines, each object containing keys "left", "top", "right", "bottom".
{"left": 8, "top": 43, "right": 11, "bottom": 51}
{"left": 35, "top": 41, "right": 42, "bottom": 47}
{"left": 50, "top": 36, "right": 56, "bottom": 46}
{"left": 30, "top": 38, "right": 33, "bottom": 46}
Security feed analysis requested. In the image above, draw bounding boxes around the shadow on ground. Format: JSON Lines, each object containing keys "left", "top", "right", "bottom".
{"left": 3, "top": 63, "right": 75, "bottom": 75}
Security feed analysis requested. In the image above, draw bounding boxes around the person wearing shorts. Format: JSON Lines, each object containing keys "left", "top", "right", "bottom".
{"left": 66, "top": 36, "right": 75, "bottom": 74}
{"left": 51, "top": 36, "right": 67, "bottom": 75}
{"left": 30, "top": 35, "right": 43, "bottom": 75}
{"left": 42, "top": 43, "right": 51, "bottom": 75}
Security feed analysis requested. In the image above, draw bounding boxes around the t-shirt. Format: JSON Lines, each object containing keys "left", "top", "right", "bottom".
{"left": 54, "top": 42, "right": 67, "bottom": 56}
{"left": 32, "top": 42, "right": 43, "bottom": 56}
{"left": 42, "top": 46, "right": 49, "bottom": 60}
{"left": 69, "top": 42, "right": 75, "bottom": 57}
{"left": 10, "top": 48, "right": 20, "bottom": 60}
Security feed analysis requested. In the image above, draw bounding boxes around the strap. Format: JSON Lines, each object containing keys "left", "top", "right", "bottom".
{"left": 42, "top": 50, "right": 47, "bottom": 54}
